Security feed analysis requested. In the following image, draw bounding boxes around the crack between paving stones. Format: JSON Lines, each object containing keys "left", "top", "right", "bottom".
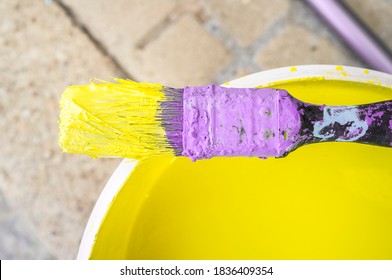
{"left": 135, "top": 16, "right": 174, "bottom": 50}
{"left": 54, "top": 0, "right": 134, "bottom": 80}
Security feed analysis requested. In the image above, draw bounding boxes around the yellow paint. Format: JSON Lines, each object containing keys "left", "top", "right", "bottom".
{"left": 59, "top": 79, "right": 174, "bottom": 159}
{"left": 290, "top": 66, "right": 297, "bottom": 72}
{"left": 335, "top": 65, "right": 343, "bottom": 71}
{"left": 335, "top": 65, "right": 349, "bottom": 77}
{"left": 366, "top": 79, "right": 383, "bottom": 87}
{"left": 261, "top": 76, "right": 325, "bottom": 88}
{"left": 340, "top": 71, "right": 349, "bottom": 77}
{"left": 90, "top": 78, "right": 392, "bottom": 260}
{"left": 364, "top": 69, "right": 370, "bottom": 74}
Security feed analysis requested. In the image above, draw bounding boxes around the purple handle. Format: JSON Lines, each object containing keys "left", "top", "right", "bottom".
{"left": 296, "top": 100, "right": 392, "bottom": 148}
{"left": 306, "top": 0, "right": 392, "bottom": 73}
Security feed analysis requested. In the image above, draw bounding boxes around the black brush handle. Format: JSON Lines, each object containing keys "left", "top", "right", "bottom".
{"left": 296, "top": 100, "right": 392, "bottom": 148}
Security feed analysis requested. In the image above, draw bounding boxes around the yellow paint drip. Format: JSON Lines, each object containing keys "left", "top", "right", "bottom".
{"left": 59, "top": 79, "right": 174, "bottom": 159}
{"left": 335, "top": 65, "right": 343, "bottom": 71}
{"left": 340, "top": 71, "right": 349, "bottom": 77}
{"left": 335, "top": 65, "right": 349, "bottom": 77}
{"left": 290, "top": 66, "right": 297, "bottom": 72}
{"left": 259, "top": 76, "right": 326, "bottom": 88}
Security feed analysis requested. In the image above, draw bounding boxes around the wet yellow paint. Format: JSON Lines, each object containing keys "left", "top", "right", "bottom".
{"left": 90, "top": 78, "right": 392, "bottom": 260}
{"left": 290, "top": 66, "right": 297, "bottom": 72}
{"left": 263, "top": 76, "right": 325, "bottom": 88}
{"left": 59, "top": 79, "right": 173, "bottom": 159}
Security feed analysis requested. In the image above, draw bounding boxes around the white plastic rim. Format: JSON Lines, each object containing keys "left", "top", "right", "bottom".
{"left": 77, "top": 64, "right": 392, "bottom": 259}
{"left": 227, "top": 64, "right": 392, "bottom": 88}
{"left": 77, "top": 159, "right": 138, "bottom": 259}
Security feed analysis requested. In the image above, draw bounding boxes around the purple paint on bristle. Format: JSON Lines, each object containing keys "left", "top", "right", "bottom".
{"left": 181, "top": 85, "right": 301, "bottom": 161}
{"left": 161, "top": 87, "right": 183, "bottom": 155}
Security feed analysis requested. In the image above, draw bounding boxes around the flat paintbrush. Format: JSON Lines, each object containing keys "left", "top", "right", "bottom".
{"left": 59, "top": 79, "right": 392, "bottom": 161}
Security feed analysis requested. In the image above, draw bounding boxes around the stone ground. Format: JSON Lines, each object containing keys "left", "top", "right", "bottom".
{"left": 0, "top": 0, "right": 390, "bottom": 259}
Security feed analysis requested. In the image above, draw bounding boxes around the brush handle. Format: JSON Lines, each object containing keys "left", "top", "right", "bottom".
{"left": 297, "top": 100, "right": 392, "bottom": 148}
{"left": 181, "top": 86, "right": 392, "bottom": 160}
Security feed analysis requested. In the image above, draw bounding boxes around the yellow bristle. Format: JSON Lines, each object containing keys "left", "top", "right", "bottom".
{"left": 58, "top": 79, "right": 174, "bottom": 159}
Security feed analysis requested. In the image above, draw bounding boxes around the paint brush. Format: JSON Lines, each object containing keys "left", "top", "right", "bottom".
{"left": 59, "top": 79, "right": 392, "bottom": 161}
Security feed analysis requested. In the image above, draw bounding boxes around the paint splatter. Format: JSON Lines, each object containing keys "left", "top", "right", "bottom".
{"left": 313, "top": 106, "right": 368, "bottom": 141}
{"left": 335, "top": 65, "right": 349, "bottom": 77}
{"left": 364, "top": 107, "right": 384, "bottom": 126}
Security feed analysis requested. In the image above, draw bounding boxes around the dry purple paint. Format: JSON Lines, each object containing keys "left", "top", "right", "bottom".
{"left": 162, "top": 85, "right": 392, "bottom": 160}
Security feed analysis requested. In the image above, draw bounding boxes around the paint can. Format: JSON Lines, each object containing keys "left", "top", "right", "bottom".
{"left": 78, "top": 65, "right": 392, "bottom": 260}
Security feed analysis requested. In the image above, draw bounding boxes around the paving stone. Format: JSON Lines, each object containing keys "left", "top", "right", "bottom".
{"left": 281, "top": 0, "right": 363, "bottom": 69}
{"left": 138, "top": 14, "right": 231, "bottom": 87}
{"left": 256, "top": 25, "right": 345, "bottom": 69}
{"left": 0, "top": 206, "right": 55, "bottom": 259}
{"left": 0, "top": 0, "right": 121, "bottom": 259}
{"left": 0, "top": 189, "right": 9, "bottom": 215}
{"left": 203, "top": 0, "right": 290, "bottom": 47}
{"left": 345, "top": 0, "right": 392, "bottom": 50}
{"left": 224, "top": 67, "right": 254, "bottom": 84}
{"left": 61, "top": 0, "right": 178, "bottom": 77}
